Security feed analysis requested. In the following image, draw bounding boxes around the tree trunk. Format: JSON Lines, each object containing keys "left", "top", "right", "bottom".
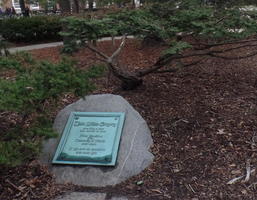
{"left": 108, "top": 63, "right": 142, "bottom": 90}
{"left": 19, "top": 0, "right": 25, "bottom": 16}
{"left": 88, "top": 0, "right": 94, "bottom": 11}
{"left": 131, "top": 0, "right": 135, "bottom": 8}
{"left": 62, "top": 22, "right": 73, "bottom": 48}
{"left": 59, "top": 0, "right": 71, "bottom": 13}
{"left": 79, "top": 0, "right": 86, "bottom": 15}
{"left": 44, "top": 4, "right": 48, "bottom": 14}
{"left": 73, "top": 0, "right": 79, "bottom": 13}
{"left": 121, "top": 76, "right": 143, "bottom": 90}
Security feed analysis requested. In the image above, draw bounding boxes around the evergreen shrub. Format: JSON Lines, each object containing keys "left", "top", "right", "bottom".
{"left": 0, "top": 16, "right": 62, "bottom": 42}
{"left": 0, "top": 53, "right": 104, "bottom": 166}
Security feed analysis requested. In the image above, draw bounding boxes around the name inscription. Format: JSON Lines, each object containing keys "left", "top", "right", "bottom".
{"left": 58, "top": 116, "right": 119, "bottom": 162}
{"left": 52, "top": 112, "right": 125, "bottom": 166}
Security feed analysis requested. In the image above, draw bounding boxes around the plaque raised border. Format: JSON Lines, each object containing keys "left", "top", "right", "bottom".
{"left": 52, "top": 112, "right": 125, "bottom": 166}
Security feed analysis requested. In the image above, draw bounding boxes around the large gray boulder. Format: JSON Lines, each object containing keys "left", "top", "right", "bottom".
{"left": 40, "top": 94, "right": 154, "bottom": 187}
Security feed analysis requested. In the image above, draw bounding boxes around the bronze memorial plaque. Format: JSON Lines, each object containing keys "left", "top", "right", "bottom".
{"left": 52, "top": 112, "right": 125, "bottom": 166}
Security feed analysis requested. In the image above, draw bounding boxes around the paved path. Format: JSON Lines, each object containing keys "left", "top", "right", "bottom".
{"left": 9, "top": 42, "right": 63, "bottom": 53}
{"left": 8, "top": 36, "right": 134, "bottom": 53}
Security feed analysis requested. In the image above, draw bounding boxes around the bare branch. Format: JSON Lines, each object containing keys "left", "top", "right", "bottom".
{"left": 109, "top": 35, "right": 127, "bottom": 62}
{"left": 193, "top": 38, "right": 257, "bottom": 50}
{"left": 83, "top": 33, "right": 257, "bottom": 89}
{"left": 137, "top": 41, "right": 257, "bottom": 77}
{"left": 136, "top": 55, "right": 176, "bottom": 77}
{"left": 154, "top": 69, "right": 178, "bottom": 73}
{"left": 153, "top": 59, "right": 204, "bottom": 74}
{"left": 214, "top": 16, "right": 228, "bottom": 25}
{"left": 137, "top": 52, "right": 211, "bottom": 77}
{"left": 94, "top": 56, "right": 107, "bottom": 63}
{"left": 209, "top": 51, "right": 257, "bottom": 60}
{"left": 85, "top": 35, "right": 127, "bottom": 65}
{"left": 183, "top": 59, "right": 205, "bottom": 67}
{"left": 85, "top": 42, "right": 109, "bottom": 60}
{"left": 210, "top": 43, "right": 257, "bottom": 54}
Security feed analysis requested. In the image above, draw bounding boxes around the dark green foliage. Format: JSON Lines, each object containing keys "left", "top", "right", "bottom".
{"left": 87, "top": 63, "right": 107, "bottom": 78}
{"left": 0, "top": 141, "right": 26, "bottom": 166}
{"left": 61, "top": 9, "right": 176, "bottom": 53}
{"left": 162, "top": 41, "right": 192, "bottom": 56}
{"left": 145, "top": 0, "right": 257, "bottom": 7}
{"left": 61, "top": 1, "right": 257, "bottom": 56}
{"left": 0, "top": 53, "right": 103, "bottom": 166}
{"left": 0, "top": 123, "right": 53, "bottom": 166}
{"left": 108, "top": 9, "right": 176, "bottom": 39}
{"left": 148, "top": 0, "right": 257, "bottom": 40}
{"left": 206, "top": 0, "right": 257, "bottom": 7}
{"left": 0, "top": 16, "right": 62, "bottom": 42}
{"left": 60, "top": 16, "right": 123, "bottom": 53}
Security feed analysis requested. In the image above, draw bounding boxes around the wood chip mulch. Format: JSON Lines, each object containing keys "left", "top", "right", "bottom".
{"left": 1, "top": 39, "right": 257, "bottom": 199}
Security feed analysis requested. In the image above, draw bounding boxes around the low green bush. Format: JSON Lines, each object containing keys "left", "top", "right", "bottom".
{"left": 0, "top": 53, "right": 105, "bottom": 166}
{"left": 0, "top": 16, "right": 62, "bottom": 42}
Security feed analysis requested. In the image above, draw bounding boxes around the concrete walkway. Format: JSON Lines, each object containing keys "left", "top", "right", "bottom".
{"left": 9, "top": 41, "right": 63, "bottom": 53}
{"left": 8, "top": 36, "right": 134, "bottom": 54}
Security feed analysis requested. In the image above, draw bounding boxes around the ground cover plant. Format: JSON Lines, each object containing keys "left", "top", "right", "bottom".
{"left": 0, "top": 53, "right": 104, "bottom": 166}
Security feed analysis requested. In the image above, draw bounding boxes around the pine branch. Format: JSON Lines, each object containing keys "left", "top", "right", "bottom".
{"left": 153, "top": 59, "right": 204, "bottom": 74}
{"left": 137, "top": 41, "right": 257, "bottom": 77}
{"left": 85, "top": 43, "right": 109, "bottom": 60}
{"left": 193, "top": 38, "right": 257, "bottom": 50}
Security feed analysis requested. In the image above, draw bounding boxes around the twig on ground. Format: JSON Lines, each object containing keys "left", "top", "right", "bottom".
{"left": 185, "top": 184, "right": 196, "bottom": 193}
{"left": 243, "top": 159, "right": 251, "bottom": 183}
{"left": 188, "top": 184, "right": 196, "bottom": 193}
{"left": 227, "top": 169, "right": 255, "bottom": 185}
{"left": 251, "top": 132, "right": 257, "bottom": 150}
{"left": 247, "top": 181, "right": 257, "bottom": 190}
{"left": 6, "top": 179, "right": 23, "bottom": 192}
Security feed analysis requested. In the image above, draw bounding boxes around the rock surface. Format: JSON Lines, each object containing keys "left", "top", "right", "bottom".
{"left": 40, "top": 94, "right": 154, "bottom": 187}
{"left": 55, "top": 192, "right": 106, "bottom": 200}
{"left": 54, "top": 192, "right": 130, "bottom": 200}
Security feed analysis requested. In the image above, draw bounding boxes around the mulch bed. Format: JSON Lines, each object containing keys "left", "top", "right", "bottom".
{"left": 1, "top": 39, "right": 257, "bottom": 199}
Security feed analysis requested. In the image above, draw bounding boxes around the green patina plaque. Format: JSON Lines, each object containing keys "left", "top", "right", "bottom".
{"left": 52, "top": 112, "right": 125, "bottom": 166}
